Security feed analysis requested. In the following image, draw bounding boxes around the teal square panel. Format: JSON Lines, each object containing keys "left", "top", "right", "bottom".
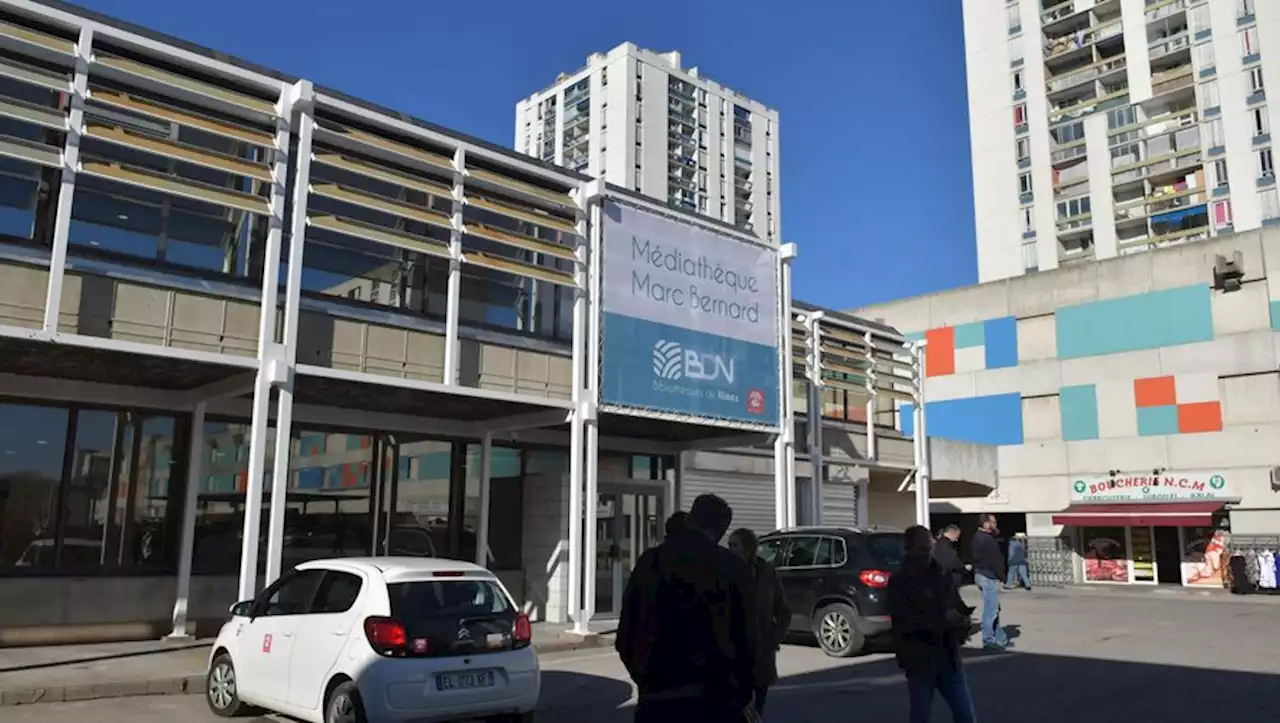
{"left": 1059, "top": 385, "right": 1099, "bottom": 441}
{"left": 953, "top": 321, "right": 986, "bottom": 349}
{"left": 1137, "top": 405, "right": 1179, "bottom": 436}
{"left": 1271, "top": 300, "right": 1280, "bottom": 331}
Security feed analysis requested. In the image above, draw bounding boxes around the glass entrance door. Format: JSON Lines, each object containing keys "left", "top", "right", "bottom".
{"left": 595, "top": 483, "right": 665, "bottom": 617}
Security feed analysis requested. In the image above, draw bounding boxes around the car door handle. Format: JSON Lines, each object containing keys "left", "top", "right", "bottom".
{"left": 281, "top": 632, "right": 294, "bottom": 638}
{"left": 331, "top": 630, "right": 347, "bottom": 636}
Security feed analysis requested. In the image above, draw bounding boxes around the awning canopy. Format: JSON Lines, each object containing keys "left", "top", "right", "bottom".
{"left": 1052, "top": 501, "right": 1227, "bottom": 527}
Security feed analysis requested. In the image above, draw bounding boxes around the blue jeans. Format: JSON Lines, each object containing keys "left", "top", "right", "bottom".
{"left": 1006, "top": 563, "right": 1031, "bottom": 589}
{"left": 906, "top": 647, "right": 977, "bottom": 723}
{"left": 974, "top": 573, "right": 1006, "bottom": 646}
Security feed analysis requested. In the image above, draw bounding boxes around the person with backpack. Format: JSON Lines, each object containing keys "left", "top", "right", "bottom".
{"left": 615, "top": 495, "right": 760, "bottom": 722}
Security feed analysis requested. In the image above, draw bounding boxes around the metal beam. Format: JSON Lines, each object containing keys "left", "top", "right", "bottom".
{"left": 477, "top": 409, "right": 572, "bottom": 435}
{"left": 42, "top": 27, "right": 91, "bottom": 333}
{"left": 180, "top": 372, "right": 256, "bottom": 406}
{"left": 0, "top": 373, "right": 183, "bottom": 409}
{"left": 669, "top": 433, "right": 774, "bottom": 453}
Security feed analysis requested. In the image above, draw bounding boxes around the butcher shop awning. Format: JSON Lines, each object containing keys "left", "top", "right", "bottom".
{"left": 1052, "top": 501, "right": 1228, "bottom": 527}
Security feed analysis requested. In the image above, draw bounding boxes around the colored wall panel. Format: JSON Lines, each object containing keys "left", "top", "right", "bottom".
{"left": 925, "top": 326, "right": 956, "bottom": 377}
{"left": 1055, "top": 285, "right": 1214, "bottom": 360}
{"left": 1271, "top": 300, "right": 1280, "bottom": 331}
{"left": 983, "top": 316, "right": 1019, "bottom": 369}
{"left": 1137, "top": 405, "right": 1179, "bottom": 436}
{"left": 953, "top": 321, "right": 985, "bottom": 348}
{"left": 1059, "top": 385, "right": 1100, "bottom": 441}
{"left": 1134, "top": 375, "right": 1177, "bottom": 407}
{"left": 1177, "top": 401, "right": 1223, "bottom": 433}
{"left": 900, "top": 392, "right": 1024, "bottom": 446}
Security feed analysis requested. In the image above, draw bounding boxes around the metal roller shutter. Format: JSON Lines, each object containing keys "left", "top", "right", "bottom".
{"left": 823, "top": 481, "right": 859, "bottom": 528}
{"left": 679, "top": 470, "right": 778, "bottom": 535}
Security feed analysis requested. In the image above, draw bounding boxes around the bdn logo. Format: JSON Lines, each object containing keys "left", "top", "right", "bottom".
{"left": 652, "top": 340, "right": 736, "bottom": 383}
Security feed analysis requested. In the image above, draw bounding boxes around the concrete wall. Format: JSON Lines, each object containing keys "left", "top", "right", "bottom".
{"left": 858, "top": 227, "right": 1280, "bottom": 533}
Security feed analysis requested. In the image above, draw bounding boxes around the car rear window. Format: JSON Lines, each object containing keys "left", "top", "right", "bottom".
{"left": 386, "top": 579, "right": 516, "bottom": 658}
{"left": 864, "top": 534, "right": 906, "bottom": 571}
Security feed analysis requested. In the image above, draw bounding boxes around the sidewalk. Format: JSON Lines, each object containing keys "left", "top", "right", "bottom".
{"left": 1021, "top": 583, "right": 1280, "bottom": 604}
{"left": 0, "top": 622, "right": 616, "bottom": 706}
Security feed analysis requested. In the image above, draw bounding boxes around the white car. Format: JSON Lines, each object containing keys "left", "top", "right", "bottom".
{"left": 205, "top": 557, "right": 539, "bottom": 722}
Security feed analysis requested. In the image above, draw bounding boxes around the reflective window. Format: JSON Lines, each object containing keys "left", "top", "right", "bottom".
{"left": 757, "top": 537, "right": 786, "bottom": 564}
{"left": 256, "top": 568, "right": 324, "bottom": 617}
{"left": 0, "top": 404, "right": 181, "bottom": 572}
{"left": 313, "top": 571, "right": 362, "bottom": 613}
{"left": 192, "top": 420, "right": 275, "bottom": 575}
{"left": 387, "top": 439, "right": 453, "bottom": 560}
{"left": 0, "top": 404, "right": 71, "bottom": 568}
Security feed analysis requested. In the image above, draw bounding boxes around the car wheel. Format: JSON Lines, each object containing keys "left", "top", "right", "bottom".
{"left": 325, "top": 680, "right": 368, "bottom": 723}
{"left": 814, "top": 602, "right": 865, "bottom": 658}
{"left": 205, "top": 653, "right": 247, "bottom": 717}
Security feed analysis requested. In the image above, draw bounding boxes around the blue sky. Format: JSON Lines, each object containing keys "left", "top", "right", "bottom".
{"left": 76, "top": 0, "right": 977, "bottom": 310}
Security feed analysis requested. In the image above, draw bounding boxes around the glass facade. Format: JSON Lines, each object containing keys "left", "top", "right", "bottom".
{"left": 0, "top": 398, "right": 673, "bottom": 579}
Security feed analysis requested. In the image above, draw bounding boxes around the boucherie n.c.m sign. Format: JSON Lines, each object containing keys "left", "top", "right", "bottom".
{"left": 1070, "top": 473, "right": 1230, "bottom": 503}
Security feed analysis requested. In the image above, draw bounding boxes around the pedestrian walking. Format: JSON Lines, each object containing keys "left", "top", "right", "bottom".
{"left": 615, "top": 494, "right": 761, "bottom": 723}
{"left": 970, "top": 513, "right": 1009, "bottom": 649}
{"left": 888, "top": 525, "right": 978, "bottom": 723}
{"left": 1005, "top": 532, "right": 1031, "bottom": 590}
{"left": 932, "top": 525, "right": 966, "bottom": 588}
{"left": 727, "top": 527, "right": 790, "bottom": 716}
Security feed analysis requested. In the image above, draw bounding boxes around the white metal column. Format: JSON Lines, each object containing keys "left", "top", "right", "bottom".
{"left": 863, "top": 331, "right": 879, "bottom": 462}
{"left": 442, "top": 148, "right": 465, "bottom": 386}
{"left": 912, "top": 339, "right": 932, "bottom": 528}
{"left": 264, "top": 81, "right": 315, "bottom": 586}
{"left": 565, "top": 185, "right": 591, "bottom": 627}
{"left": 42, "top": 28, "right": 92, "bottom": 332}
{"left": 576, "top": 196, "right": 603, "bottom": 635}
{"left": 237, "top": 84, "right": 296, "bottom": 602}
{"left": 475, "top": 432, "right": 493, "bottom": 566}
{"left": 805, "top": 313, "right": 825, "bottom": 526}
{"left": 773, "top": 243, "right": 796, "bottom": 529}
{"left": 168, "top": 401, "right": 206, "bottom": 638}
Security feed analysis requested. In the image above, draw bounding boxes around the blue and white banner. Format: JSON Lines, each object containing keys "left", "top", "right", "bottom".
{"left": 599, "top": 201, "right": 781, "bottom": 424}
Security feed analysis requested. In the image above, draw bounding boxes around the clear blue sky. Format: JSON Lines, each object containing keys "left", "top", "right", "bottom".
{"left": 77, "top": 0, "right": 978, "bottom": 309}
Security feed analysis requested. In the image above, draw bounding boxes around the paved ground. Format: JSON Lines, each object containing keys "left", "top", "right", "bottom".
{"left": 7, "top": 587, "right": 1280, "bottom": 722}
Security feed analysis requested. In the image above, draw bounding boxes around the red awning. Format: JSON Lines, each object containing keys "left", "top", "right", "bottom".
{"left": 1051, "top": 501, "right": 1226, "bottom": 527}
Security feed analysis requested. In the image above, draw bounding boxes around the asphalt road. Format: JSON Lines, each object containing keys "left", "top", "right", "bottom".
{"left": 9, "top": 587, "right": 1280, "bottom": 722}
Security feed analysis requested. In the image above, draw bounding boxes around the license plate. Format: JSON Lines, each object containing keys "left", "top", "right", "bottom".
{"left": 435, "top": 670, "right": 496, "bottom": 691}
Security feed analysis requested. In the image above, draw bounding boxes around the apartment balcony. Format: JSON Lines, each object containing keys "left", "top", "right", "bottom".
{"left": 1057, "top": 213, "right": 1094, "bottom": 243}
{"left": 1047, "top": 54, "right": 1128, "bottom": 94}
{"left": 1112, "top": 146, "right": 1203, "bottom": 185}
{"left": 1148, "top": 30, "right": 1190, "bottom": 65}
{"left": 1145, "top": 0, "right": 1190, "bottom": 24}
{"left": 669, "top": 81, "right": 697, "bottom": 102}
{"left": 1150, "top": 63, "right": 1194, "bottom": 98}
{"left": 1044, "top": 19, "right": 1123, "bottom": 65}
{"left": 1051, "top": 140, "right": 1089, "bottom": 166}
{"left": 564, "top": 85, "right": 590, "bottom": 107}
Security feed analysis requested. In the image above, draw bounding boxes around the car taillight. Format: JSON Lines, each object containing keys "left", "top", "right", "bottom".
{"left": 364, "top": 616, "right": 408, "bottom": 656}
{"left": 859, "top": 569, "right": 891, "bottom": 588}
{"left": 513, "top": 613, "right": 532, "bottom": 648}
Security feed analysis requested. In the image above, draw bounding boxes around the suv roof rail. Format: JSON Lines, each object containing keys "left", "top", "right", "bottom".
{"left": 770, "top": 525, "right": 905, "bottom": 534}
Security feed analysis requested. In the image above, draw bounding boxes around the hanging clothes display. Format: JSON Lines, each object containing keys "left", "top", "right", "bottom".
{"left": 1261, "top": 549, "right": 1278, "bottom": 590}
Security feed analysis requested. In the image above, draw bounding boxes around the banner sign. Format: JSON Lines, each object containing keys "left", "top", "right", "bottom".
{"left": 1070, "top": 471, "right": 1231, "bottom": 503}
{"left": 599, "top": 201, "right": 781, "bottom": 424}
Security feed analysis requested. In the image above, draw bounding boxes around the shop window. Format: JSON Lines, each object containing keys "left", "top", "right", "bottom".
{"left": 0, "top": 404, "right": 184, "bottom": 573}
{"left": 1082, "top": 527, "right": 1131, "bottom": 583}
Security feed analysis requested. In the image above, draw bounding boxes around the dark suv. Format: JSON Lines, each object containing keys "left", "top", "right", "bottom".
{"left": 758, "top": 526, "right": 905, "bottom": 657}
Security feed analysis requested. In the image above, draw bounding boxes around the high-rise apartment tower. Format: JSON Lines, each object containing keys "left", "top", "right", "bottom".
{"left": 515, "top": 43, "right": 781, "bottom": 244}
{"left": 965, "top": 0, "right": 1280, "bottom": 281}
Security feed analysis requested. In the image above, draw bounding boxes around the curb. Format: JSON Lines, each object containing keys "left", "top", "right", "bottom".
{"left": 0, "top": 635, "right": 615, "bottom": 707}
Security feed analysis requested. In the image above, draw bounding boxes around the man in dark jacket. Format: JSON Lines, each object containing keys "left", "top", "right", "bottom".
{"left": 932, "top": 525, "right": 965, "bottom": 588}
{"left": 970, "top": 513, "right": 1009, "bottom": 649}
{"left": 888, "top": 525, "right": 977, "bottom": 723}
{"left": 615, "top": 494, "right": 760, "bottom": 722}
{"left": 727, "top": 527, "right": 790, "bottom": 715}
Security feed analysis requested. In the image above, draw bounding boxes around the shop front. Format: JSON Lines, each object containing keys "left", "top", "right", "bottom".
{"left": 1052, "top": 472, "right": 1236, "bottom": 587}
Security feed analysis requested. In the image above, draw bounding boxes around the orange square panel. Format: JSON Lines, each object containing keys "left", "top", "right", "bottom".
{"left": 1133, "top": 375, "right": 1177, "bottom": 408}
{"left": 1177, "top": 401, "right": 1223, "bottom": 434}
{"left": 924, "top": 326, "right": 955, "bottom": 377}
